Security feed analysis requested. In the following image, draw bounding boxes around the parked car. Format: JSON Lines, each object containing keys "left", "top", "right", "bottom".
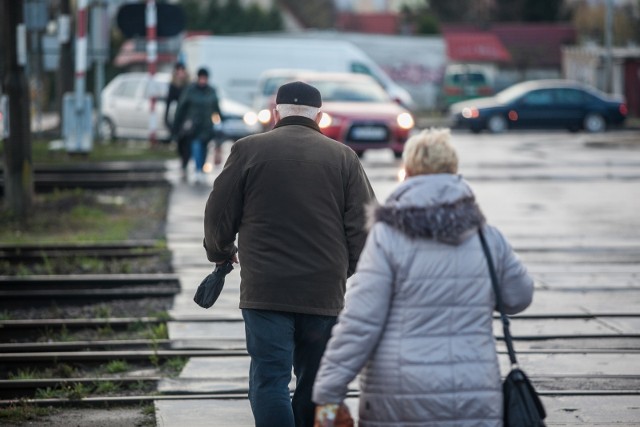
{"left": 449, "top": 79, "right": 628, "bottom": 133}
{"left": 439, "top": 64, "right": 493, "bottom": 110}
{"left": 257, "top": 72, "right": 415, "bottom": 158}
{"left": 100, "top": 72, "right": 262, "bottom": 142}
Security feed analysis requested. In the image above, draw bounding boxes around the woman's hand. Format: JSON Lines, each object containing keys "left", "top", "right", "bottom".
{"left": 314, "top": 403, "right": 353, "bottom": 427}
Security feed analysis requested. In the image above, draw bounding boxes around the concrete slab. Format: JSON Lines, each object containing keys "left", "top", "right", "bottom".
{"left": 168, "top": 321, "right": 246, "bottom": 350}
{"left": 501, "top": 353, "right": 640, "bottom": 376}
{"left": 179, "top": 356, "right": 250, "bottom": 379}
{"left": 155, "top": 399, "right": 254, "bottom": 427}
{"left": 154, "top": 395, "right": 640, "bottom": 426}
{"left": 497, "top": 317, "right": 624, "bottom": 337}
{"left": 520, "top": 290, "right": 640, "bottom": 315}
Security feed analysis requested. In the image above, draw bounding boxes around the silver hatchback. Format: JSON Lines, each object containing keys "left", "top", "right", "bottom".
{"left": 100, "top": 72, "right": 262, "bottom": 142}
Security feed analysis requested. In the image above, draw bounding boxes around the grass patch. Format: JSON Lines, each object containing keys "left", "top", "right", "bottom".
{"left": 10, "top": 139, "right": 177, "bottom": 164}
{"left": 34, "top": 382, "right": 91, "bottom": 400}
{"left": 146, "top": 323, "right": 168, "bottom": 341}
{"left": 104, "top": 360, "right": 130, "bottom": 374}
{"left": 8, "top": 367, "right": 40, "bottom": 380}
{"left": 162, "top": 357, "right": 188, "bottom": 377}
{"left": 94, "top": 380, "right": 120, "bottom": 395}
{"left": 0, "top": 187, "right": 170, "bottom": 246}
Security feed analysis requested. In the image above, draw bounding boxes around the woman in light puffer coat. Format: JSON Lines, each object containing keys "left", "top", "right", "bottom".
{"left": 312, "top": 128, "right": 534, "bottom": 427}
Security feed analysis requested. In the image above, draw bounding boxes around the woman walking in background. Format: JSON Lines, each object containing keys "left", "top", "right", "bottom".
{"left": 313, "top": 128, "right": 535, "bottom": 426}
{"left": 165, "top": 62, "right": 190, "bottom": 177}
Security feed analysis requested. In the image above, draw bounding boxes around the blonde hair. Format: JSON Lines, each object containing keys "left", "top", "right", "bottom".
{"left": 402, "top": 128, "right": 458, "bottom": 175}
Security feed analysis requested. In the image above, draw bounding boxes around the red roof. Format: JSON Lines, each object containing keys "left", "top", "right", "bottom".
{"left": 442, "top": 24, "right": 576, "bottom": 67}
{"left": 444, "top": 32, "right": 511, "bottom": 62}
{"left": 335, "top": 12, "right": 399, "bottom": 35}
{"left": 491, "top": 24, "right": 576, "bottom": 67}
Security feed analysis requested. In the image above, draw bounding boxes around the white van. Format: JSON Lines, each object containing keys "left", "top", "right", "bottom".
{"left": 179, "top": 35, "right": 415, "bottom": 110}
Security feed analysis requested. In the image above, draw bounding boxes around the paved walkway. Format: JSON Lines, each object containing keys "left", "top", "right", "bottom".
{"left": 155, "top": 143, "right": 640, "bottom": 426}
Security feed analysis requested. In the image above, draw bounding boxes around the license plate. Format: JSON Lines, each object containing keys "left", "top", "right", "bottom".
{"left": 351, "top": 126, "right": 386, "bottom": 140}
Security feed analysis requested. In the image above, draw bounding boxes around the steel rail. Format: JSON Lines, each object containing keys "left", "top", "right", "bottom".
{"left": 2, "top": 388, "right": 640, "bottom": 407}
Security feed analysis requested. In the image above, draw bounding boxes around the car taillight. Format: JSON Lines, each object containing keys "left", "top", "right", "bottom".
{"left": 620, "top": 104, "right": 628, "bottom": 116}
{"left": 444, "top": 86, "right": 462, "bottom": 95}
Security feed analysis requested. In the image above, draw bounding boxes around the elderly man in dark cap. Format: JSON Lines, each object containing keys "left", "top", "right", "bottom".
{"left": 203, "top": 81, "right": 375, "bottom": 427}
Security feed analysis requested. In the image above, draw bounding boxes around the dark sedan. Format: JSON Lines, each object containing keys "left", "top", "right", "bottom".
{"left": 449, "top": 80, "right": 628, "bottom": 133}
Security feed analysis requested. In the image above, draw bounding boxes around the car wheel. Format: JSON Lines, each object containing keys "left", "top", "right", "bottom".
{"left": 487, "top": 115, "right": 507, "bottom": 133}
{"left": 583, "top": 113, "right": 606, "bottom": 133}
{"left": 99, "top": 117, "right": 116, "bottom": 141}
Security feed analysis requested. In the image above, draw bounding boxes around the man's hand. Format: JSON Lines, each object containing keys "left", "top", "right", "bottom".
{"left": 215, "top": 253, "right": 238, "bottom": 265}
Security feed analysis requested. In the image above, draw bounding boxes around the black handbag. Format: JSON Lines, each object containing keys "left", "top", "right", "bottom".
{"left": 478, "top": 228, "right": 546, "bottom": 427}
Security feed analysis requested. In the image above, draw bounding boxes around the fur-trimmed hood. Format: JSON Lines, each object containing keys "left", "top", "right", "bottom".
{"left": 369, "top": 174, "right": 485, "bottom": 245}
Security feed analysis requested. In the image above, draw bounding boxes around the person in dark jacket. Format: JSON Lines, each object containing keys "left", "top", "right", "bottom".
{"left": 165, "top": 62, "right": 190, "bottom": 176}
{"left": 172, "top": 67, "right": 223, "bottom": 183}
{"left": 203, "top": 81, "right": 376, "bottom": 427}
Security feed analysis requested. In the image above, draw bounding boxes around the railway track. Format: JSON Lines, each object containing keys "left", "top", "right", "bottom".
{"left": 0, "top": 161, "right": 169, "bottom": 194}
{"left": 0, "top": 274, "right": 180, "bottom": 308}
{"left": 2, "top": 315, "right": 639, "bottom": 401}
{"left": 0, "top": 241, "right": 166, "bottom": 264}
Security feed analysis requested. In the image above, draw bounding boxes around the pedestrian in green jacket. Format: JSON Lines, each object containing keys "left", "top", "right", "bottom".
{"left": 203, "top": 81, "right": 376, "bottom": 427}
{"left": 172, "top": 67, "right": 223, "bottom": 183}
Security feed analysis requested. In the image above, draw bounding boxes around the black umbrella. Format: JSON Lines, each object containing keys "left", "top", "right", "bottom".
{"left": 193, "top": 261, "right": 234, "bottom": 308}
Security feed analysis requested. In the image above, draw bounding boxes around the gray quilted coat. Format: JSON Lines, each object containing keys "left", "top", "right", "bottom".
{"left": 312, "top": 174, "right": 534, "bottom": 426}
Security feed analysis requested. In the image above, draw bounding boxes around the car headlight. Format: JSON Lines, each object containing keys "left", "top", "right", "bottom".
{"left": 258, "top": 109, "right": 271, "bottom": 124}
{"left": 397, "top": 112, "right": 414, "bottom": 130}
{"left": 243, "top": 111, "right": 258, "bottom": 126}
{"left": 319, "top": 112, "right": 332, "bottom": 129}
{"left": 461, "top": 107, "right": 479, "bottom": 119}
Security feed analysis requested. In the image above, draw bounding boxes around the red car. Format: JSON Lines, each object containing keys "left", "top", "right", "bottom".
{"left": 258, "top": 72, "right": 414, "bottom": 158}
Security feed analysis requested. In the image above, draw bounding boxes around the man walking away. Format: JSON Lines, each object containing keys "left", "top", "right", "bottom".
{"left": 203, "top": 81, "right": 376, "bottom": 427}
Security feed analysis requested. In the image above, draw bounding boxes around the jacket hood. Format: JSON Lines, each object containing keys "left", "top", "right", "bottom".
{"left": 370, "top": 174, "right": 485, "bottom": 245}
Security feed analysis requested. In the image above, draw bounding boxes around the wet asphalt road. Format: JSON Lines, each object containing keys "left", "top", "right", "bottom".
{"left": 158, "top": 129, "right": 640, "bottom": 425}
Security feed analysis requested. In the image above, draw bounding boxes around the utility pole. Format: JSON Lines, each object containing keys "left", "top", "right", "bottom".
{"left": 604, "top": 0, "right": 614, "bottom": 93}
{"left": 57, "top": 0, "right": 74, "bottom": 132}
{"left": 146, "top": 0, "right": 158, "bottom": 147}
{"left": 1, "top": 0, "right": 34, "bottom": 217}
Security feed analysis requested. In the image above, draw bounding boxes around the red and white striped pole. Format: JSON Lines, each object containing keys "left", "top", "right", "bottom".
{"left": 146, "top": 0, "right": 158, "bottom": 146}
{"left": 72, "top": 0, "right": 89, "bottom": 151}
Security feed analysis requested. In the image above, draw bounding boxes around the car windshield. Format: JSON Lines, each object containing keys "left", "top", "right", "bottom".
{"left": 309, "top": 80, "right": 390, "bottom": 103}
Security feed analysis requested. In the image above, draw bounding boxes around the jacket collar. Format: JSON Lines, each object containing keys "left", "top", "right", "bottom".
{"left": 273, "top": 115, "right": 322, "bottom": 133}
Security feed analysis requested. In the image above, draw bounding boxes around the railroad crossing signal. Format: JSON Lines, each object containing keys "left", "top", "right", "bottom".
{"left": 116, "top": 2, "right": 185, "bottom": 38}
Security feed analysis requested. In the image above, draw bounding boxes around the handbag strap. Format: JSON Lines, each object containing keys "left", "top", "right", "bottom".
{"left": 478, "top": 227, "right": 519, "bottom": 367}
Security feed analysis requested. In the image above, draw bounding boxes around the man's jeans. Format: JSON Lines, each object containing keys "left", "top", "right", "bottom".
{"left": 242, "top": 309, "right": 337, "bottom": 427}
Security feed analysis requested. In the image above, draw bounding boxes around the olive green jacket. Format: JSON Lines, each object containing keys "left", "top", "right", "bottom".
{"left": 203, "top": 116, "right": 376, "bottom": 316}
{"left": 172, "top": 83, "right": 222, "bottom": 142}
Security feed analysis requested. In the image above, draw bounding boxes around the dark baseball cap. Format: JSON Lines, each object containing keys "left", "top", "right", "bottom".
{"left": 276, "top": 81, "right": 322, "bottom": 108}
